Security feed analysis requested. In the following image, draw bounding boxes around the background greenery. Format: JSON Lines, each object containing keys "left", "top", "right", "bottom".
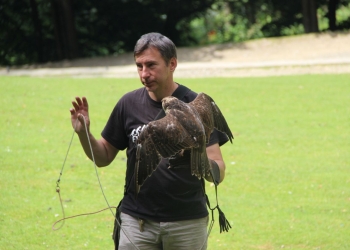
{"left": 0, "top": 74, "right": 349, "bottom": 249}
{"left": 1, "top": 0, "right": 350, "bottom": 65}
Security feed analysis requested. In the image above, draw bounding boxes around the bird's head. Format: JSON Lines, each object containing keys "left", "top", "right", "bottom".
{"left": 161, "top": 96, "right": 179, "bottom": 111}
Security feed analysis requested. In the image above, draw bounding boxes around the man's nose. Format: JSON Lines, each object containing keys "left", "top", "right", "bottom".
{"left": 141, "top": 67, "right": 150, "bottom": 78}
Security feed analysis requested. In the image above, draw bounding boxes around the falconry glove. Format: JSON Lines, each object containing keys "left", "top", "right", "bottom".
{"left": 209, "top": 159, "right": 220, "bottom": 186}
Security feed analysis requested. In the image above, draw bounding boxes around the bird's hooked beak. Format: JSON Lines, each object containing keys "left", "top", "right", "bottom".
{"left": 161, "top": 96, "right": 173, "bottom": 110}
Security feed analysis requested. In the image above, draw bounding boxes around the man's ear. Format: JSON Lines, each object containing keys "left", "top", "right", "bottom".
{"left": 169, "top": 57, "right": 177, "bottom": 72}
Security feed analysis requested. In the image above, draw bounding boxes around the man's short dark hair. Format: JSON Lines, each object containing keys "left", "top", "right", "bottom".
{"left": 134, "top": 32, "right": 177, "bottom": 65}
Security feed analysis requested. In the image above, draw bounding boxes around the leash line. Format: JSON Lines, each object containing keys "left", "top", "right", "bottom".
{"left": 81, "top": 115, "right": 140, "bottom": 249}
{"left": 52, "top": 206, "right": 118, "bottom": 230}
{"left": 53, "top": 119, "right": 77, "bottom": 230}
{"left": 82, "top": 115, "right": 116, "bottom": 218}
{"left": 53, "top": 115, "right": 140, "bottom": 250}
{"left": 53, "top": 115, "right": 218, "bottom": 249}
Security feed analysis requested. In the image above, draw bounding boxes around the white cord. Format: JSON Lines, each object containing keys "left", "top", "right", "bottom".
{"left": 81, "top": 115, "right": 210, "bottom": 250}
{"left": 80, "top": 115, "right": 139, "bottom": 250}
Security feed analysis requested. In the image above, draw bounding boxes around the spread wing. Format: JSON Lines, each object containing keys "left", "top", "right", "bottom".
{"left": 189, "top": 92, "right": 234, "bottom": 143}
{"left": 135, "top": 113, "right": 198, "bottom": 194}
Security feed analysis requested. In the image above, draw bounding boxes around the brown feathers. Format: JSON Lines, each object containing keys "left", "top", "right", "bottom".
{"left": 135, "top": 92, "right": 233, "bottom": 195}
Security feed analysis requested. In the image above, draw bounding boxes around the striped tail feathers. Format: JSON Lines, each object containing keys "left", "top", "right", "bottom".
{"left": 190, "top": 135, "right": 210, "bottom": 179}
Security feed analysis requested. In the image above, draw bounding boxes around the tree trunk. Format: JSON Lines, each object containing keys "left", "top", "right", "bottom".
{"left": 162, "top": 12, "right": 180, "bottom": 44}
{"left": 51, "top": 0, "right": 79, "bottom": 60}
{"left": 29, "top": 0, "right": 44, "bottom": 62}
{"left": 246, "top": 1, "right": 256, "bottom": 26}
{"left": 328, "top": 0, "right": 339, "bottom": 31}
{"left": 301, "top": 0, "right": 319, "bottom": 33}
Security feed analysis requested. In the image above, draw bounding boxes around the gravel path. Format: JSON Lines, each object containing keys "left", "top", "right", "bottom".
{"left": 1, "top": 32, "right": 350, "bottom": 78}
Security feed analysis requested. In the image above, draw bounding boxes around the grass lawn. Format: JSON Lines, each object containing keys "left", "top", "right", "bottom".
{"left": 0, "top": 74, "right": 349, "bottom": 249}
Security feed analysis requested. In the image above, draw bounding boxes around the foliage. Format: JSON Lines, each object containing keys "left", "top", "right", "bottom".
{"left": 335, "top": 2, "right": 350, "bottom": 29}
{"left": 0, "top": 74, "right": 349, "bottom": 249}
{"left": 1, "top": 0, "right": 350, "bottom": 65}
{"left": 1, "top": 0, "right": 215, "bottom": 65}
{"left": 318, "top": 2, "right": 350, "bottom": 31}
{"left": 186, "top": 0, "right": 350, "bottom": 45}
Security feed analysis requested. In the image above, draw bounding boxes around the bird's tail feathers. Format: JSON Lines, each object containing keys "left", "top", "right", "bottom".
{"left": 191, "top": 147, "right": 210, "bottom": 179}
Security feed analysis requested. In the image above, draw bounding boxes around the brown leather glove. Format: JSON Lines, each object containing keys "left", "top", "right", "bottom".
{"left": 209, "top": 159, "right": 220, "bottom": 186}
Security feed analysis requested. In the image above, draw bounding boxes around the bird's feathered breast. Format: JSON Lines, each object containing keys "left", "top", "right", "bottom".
{"left": 134, "top": 92, "right": 233, "bottom": 195}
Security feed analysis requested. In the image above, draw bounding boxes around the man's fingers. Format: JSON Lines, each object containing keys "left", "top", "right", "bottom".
{"left": 72, "top": 100, "right": 80, "bottom": 111}
{"left": 75, "top": 96, "right": 88, "bottom": 107}
{"left": 82, "top": 97, "right": 88, "bottom": 108}
{"left": 72, "top": 96, "right": 88, "bottom": 112}
{"left": 69, "top": 108, "right": 75, "bottom": 115}
{"left": 75, "top": 96, "right": 83, "bottom": 106}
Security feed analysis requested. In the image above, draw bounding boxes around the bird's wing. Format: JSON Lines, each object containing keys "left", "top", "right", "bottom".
{"left": 189, "top": 92, "right": 234, "bottom": 143}
{"left": 135, "top": 114, "right": 198, "bottom": 194}
{"left": 165, "top": 105, "right": 210, "bottom": 180}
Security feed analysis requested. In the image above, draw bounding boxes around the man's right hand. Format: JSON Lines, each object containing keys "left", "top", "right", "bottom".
{"left": 70, "top": 96, "right": 90, "bottom": 135}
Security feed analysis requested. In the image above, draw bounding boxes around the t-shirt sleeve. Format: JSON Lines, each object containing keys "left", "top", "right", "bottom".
{"left": 207, "top": 129, "right": 230, "bottom": 147}
{"left": 101, "top": 101, "right": 128, "bottom": 151}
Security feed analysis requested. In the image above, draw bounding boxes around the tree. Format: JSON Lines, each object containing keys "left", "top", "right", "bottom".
{"left": 29, "top": 0, "right": 44, "bottom": 62}
{"left": 161, "top": 0, "right": 216, "bottom": 46}
{"left": 258, "top": 0, "right": 303, "bottom": 37}
{"left": 302, "top": 0, "right": 319, "bottom": 33}
{"left": 51, "top": 0, "right": 79, "bottom": 60}
{"left": 328, "top": 0, "right": 340, "bottom": 30}
{"left": 1, "top": 0, "right": 350, "bottom": 66}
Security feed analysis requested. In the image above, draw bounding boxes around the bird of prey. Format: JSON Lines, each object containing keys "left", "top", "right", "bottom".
{"left": 135, "top": 92, "right": 233, "bottom": 194}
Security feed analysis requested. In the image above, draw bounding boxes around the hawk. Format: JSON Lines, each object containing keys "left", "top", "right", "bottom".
{"left": 135, "top": 92, "right": 233, "bottom": 194}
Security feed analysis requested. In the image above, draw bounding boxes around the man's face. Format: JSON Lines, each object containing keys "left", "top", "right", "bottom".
{"left": 135, "top": 46, "right": 176, "bottom": 94}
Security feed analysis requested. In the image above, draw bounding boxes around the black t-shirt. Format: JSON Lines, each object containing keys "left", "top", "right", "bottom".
{"left": 101, "top": 85, "right": 228, "bottom": 222}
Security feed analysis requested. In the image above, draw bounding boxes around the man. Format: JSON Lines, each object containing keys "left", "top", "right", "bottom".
{"left": 70, "top": 32, "right": 229, "bottom": 249}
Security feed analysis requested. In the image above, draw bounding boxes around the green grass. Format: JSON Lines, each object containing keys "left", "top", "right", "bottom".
{"left": 0, "top": 74, "right": 349, "bottom": 249}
